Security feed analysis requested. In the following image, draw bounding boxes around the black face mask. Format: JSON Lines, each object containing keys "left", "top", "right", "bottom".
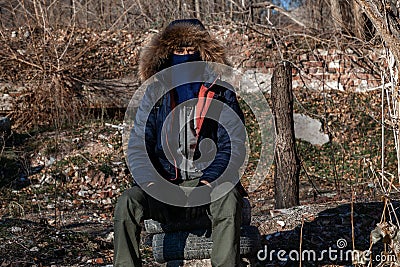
{"left": 170, "top": 52, "right": 203, "bottom": 105}
{"left": 170, "top": 51, "right": 201, "bottom": 66}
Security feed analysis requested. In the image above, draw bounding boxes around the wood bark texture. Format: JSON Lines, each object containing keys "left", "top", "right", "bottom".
{"left": 353, "top": 0, "right": 365, "bottom": 39}
{"left": 271, "top": 62, "right": 300, "bottom": 209}
{"left": 330, "top": 0, "right": 344, "bottom": 31}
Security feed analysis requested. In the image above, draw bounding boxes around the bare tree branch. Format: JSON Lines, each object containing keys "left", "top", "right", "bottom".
{"left": 357, "top": 0, "right": 400, "bottom": 63}
{"left": 251, "top": 1, "right": 308, "bottom": 29}
{"left": 330, "top": 0, "right": 343, "bottom": 31}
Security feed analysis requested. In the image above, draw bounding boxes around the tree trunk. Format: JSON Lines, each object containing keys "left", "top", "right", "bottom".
{"left": 271, "top": 62, "right": 300, "bottom": 209}
{"left": 353, "top": 0, "right": 365, "bottom": 39}
{"left": 330, "top": 0, "right": 343, "bottom": 31}
{"left": 177, "top": 0, "right": 181, "bottom": 17}
{"left": 229, "top": 0, "right": 233, "bottom": 20}
{"left": 70, "top": 0, "right": 74, "bottom": 22}
{"left": 194, "top": 0, "right": 201, "bottom": 19}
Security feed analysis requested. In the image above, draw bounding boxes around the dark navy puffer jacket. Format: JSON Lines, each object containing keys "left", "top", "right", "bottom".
{"left": 127, "top": 76, "right": 247, "bottom": 194}
{"left": 128, "top": 20, "right": 248, "bottom": 195}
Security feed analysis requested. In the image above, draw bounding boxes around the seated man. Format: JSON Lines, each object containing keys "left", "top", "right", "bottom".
{"left": 114, "top": 19, "right": 247, "bottom": 267}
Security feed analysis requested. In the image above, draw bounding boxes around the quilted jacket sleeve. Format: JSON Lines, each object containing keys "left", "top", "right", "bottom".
{"left": 126, "top": 83, "right": 160, "bottom": 185}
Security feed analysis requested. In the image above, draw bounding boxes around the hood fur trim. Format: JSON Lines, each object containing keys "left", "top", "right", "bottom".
{"left": 139, "top": 22, "right": 229, "bottom": 82}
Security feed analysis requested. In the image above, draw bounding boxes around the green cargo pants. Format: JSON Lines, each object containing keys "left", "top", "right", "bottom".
{"left": 113, "top": 180, "right": 243, "bottom": 267}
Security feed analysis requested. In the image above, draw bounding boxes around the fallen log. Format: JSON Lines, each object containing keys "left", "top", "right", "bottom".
{"left": 0, "top": 78, "right": 140, "bottom": 116}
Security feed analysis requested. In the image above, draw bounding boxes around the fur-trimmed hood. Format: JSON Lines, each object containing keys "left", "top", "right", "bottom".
{"left": 139, "top": 21, "right": 229, "bottom": 82}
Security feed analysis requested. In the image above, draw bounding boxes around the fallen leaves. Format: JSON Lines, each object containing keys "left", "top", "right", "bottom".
{"left": 0, "top": 217, "right": 114, "bottom": 266}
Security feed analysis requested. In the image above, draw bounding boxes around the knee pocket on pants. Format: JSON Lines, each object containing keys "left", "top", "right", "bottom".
{"left": 114, "top": 187, "right": 147, "bottom": 221}
{"left": 210, "top": 201, "right": 242, "bottom": 220}
{"left": 210, "top": 189, "right": 242, "bottom": 216}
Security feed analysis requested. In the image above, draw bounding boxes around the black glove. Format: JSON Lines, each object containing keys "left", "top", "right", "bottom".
{"left": 145, "top": 181, "right": 186, "bottom": 223}
{"left": 147, "top": 196, "right": 172, "bottom": 223}
{"left": 144, "top": 181, "right": 187, "bottom": 204}
{"left": 186, "top": 180, "right": 212, "bottom": 220}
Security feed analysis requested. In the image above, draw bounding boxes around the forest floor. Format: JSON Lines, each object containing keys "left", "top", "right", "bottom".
{"left": 1, "top": 84, "right": 400, "bottom": 266}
